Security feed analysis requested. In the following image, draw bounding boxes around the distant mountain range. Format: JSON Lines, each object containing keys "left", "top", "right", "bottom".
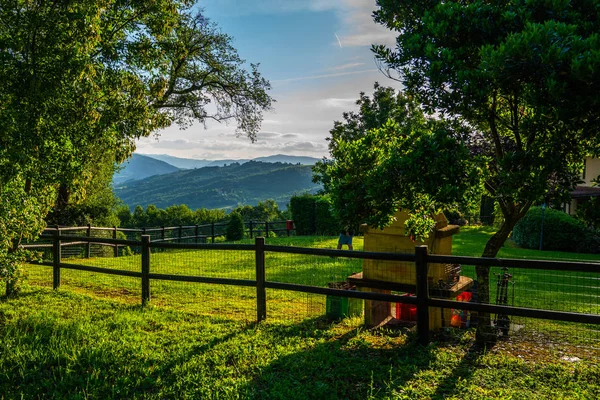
{"left": 113, "top": 154, "right": 181, "bottom": 184}
{"left": 141, "top": 153, "right": 320, "bottom": 170}
{"left": 114, "top": 161, "right": 321, "bottom": 210}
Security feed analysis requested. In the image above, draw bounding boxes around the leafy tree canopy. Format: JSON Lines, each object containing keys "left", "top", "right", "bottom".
{"left": 314, "top": 84, "right": 481, "bottom": 240}
{"left": 0, "top": 0, "right": 272, "bottom": 295}
{"left": 372, "top": 0, "right": 600, "bottom": 257}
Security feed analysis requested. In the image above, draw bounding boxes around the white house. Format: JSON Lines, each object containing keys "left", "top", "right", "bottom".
{"left": 566, "top": 157, "right": 600, "bottom": 215}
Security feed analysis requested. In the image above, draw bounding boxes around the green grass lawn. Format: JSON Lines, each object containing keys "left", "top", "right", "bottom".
{"left": 1, "top": 227, "right": 599, "bottom": 398}
{"left": 1, "top": 288, "right": 599, "bottom": 399}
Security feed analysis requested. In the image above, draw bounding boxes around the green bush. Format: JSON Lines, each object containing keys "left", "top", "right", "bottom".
{"left": 512, "top": 207, "right": 599, "bottom": 253}
{"left": 290, "top": 194, "right": 338, "bottom": 236}
{"left": 226, "top": 212, "right": 245, "bottom": 241}
{"left": 289, "top": 194, "right": 315, "bottom": 235}
{"left": 314, "top": 195, "right": 339, "bottom": 235}
{"left": 576, "top": 197, "right": 600, "bottom": 231}
{"left": 443, "top": 209, "right": 467, "bottom": 226}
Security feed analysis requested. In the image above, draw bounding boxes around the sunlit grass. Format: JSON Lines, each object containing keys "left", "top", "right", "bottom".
{"left": 1, "top": 287, "right": 598, "bottom": 399}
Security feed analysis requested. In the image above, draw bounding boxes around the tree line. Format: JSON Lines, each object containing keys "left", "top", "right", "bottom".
{"left": 116, "top": 200, "right": 289, "bottom": 229}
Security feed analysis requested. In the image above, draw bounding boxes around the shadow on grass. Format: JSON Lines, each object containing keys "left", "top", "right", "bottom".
{"left": 1, "top": 288, "right": 486, "bottom": 400}
{"left": 240, "top": 321, "right": 439, "bottom": 399}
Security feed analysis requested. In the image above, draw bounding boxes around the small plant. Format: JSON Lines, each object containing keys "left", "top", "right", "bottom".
{"left": 226, "top": 212, "right": 244, "bottom": 241}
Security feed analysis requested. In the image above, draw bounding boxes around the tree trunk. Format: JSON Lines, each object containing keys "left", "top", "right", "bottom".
{"left": 474, "top": 203, "right": 530, "bottom": 343}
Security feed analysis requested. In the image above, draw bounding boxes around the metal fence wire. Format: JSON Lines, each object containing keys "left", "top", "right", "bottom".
{"left": 148, "top": 244, "right": 255, "bottom": 321}
{"left": 18, "top": 230, "right": 600, "bottom": 359}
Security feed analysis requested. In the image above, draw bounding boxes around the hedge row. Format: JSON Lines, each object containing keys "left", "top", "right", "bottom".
{"left": 512, "top": 206, "right": 599, "bottom": 253}
{"left": 289, "top": 194, "right": 339, "bottom": 236}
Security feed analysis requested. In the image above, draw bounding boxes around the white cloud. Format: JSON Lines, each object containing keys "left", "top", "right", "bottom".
{"left": 319, "top": 97, "right": 357, "bottom": 109}
{"left": 326, "top": 62, "right": 365, "bottom": 71}
{"left": 334, "top": 0, "right": 397, "bottom": 48}
{"left": 272, "top": 68, "right": 377, "bottom": 84}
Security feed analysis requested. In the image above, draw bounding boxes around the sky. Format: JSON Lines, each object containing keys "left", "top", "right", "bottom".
{"left": 135, "top": 0, "right": 400, "bottom": 160}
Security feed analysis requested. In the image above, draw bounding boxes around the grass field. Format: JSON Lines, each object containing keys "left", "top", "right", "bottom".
{"left": 1, "top": 227, "right": 599, "bottom": 398}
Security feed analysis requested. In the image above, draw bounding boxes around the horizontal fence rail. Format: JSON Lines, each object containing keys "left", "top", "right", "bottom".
{"left": 22, "top": 229, "right": 600, "bottom": 347}
{"left": 32, "top": 220, "right": 296, "bottom": 247}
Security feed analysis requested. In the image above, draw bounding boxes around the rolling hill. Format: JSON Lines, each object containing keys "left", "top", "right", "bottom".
{"left": 140, "top": 153, "right": 320, "bottom": 169}
{"left": 114, "top": 161, "right": 321, "bottom": 210}
{"left": 113, "top": 154, "right": 180, "bottom": 184}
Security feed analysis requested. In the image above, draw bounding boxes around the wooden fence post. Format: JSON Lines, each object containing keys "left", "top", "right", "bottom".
{"left": 178, "top": 225, "right": 183, "bottom": 243}
{"left": 415, "top": 245, "right": 430, "bottom": 346}
{"left": 249, "top": 221, "right": 254, "bottom": 239}
{"left": 195, "top": 225, "right": 199, "bottom": 244}
{"left": 113, "top": 226, "right": 118, "bottom": 257}
{"left": 86, "top": 223, "right": 91, "bottom": 258}
{"left": 141, "top": 235, "right": 151, "bottom": 306}
{"left": 255, "top": 237, "right": 266, "bottom": 322}
{"left": 53, "top": 228, "right": 61, "bottom": 289}
{"left": 265, "top": 221, "right": 269, "bottom": 238}
{"left": 161, "top": 226, "right": 165, "bottom": 242}
{"left": 211, "top": 222, "right": 215, "bottom": 243}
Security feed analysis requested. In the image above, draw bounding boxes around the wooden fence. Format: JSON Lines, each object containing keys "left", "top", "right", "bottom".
{"left": 33, "top": 232, "right": 600, "bottom": 346}
{"left": 21, "top": 221, "right": 295, "bottom": 256}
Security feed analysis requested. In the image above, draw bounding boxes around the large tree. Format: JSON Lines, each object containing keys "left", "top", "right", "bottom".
{"left": 0, "top": 0, "right": 272, "bottom": 295}
{"left": 314, "top": 84, "right": 480, "bottom": 238}
{"left": 320, "top": 1, "right": 600, "bottom": 340}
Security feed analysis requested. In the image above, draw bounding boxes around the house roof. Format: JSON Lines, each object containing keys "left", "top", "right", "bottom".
{"left": 571, "top": 186, "right": 600, "bottom": 199}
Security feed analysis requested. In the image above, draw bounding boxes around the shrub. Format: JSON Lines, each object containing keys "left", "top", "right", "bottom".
{"left": 512, "top": 207, "right": 599, "bottom": 253}
{"left": 443, "top": 209, "right": 467, "bottom": 226}
{"left": 290, "top": 194, "right": 338, "bottom": 236}
{"left": 314, "top": 195, "right": 339, "bottom": 235}
{"left": 575, "top": 197, "right": 600, "bottom": 231}
{"left": 289, "top": 194, "right": 315, "bottom": 235}
{"left": 226, "top": 212, "right": 244, "bottom": 241}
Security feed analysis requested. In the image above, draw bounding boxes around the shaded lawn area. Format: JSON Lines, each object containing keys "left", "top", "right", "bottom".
{"left": 452, "top": 226, "right": 600, "bottom": 261}
{"left": 1, "top": 287, "right": 599, "bottom": 400}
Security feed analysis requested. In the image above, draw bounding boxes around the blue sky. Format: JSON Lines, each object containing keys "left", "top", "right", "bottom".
{"left": 136, "top": 0, "right": 400, "bottom": 160}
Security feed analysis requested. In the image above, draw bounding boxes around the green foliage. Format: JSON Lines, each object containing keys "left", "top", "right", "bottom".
{"left": 288, "top": 194, "right": 315, "bottom": 236}
{"left": 0, "top": 177, "right": 55, "bottom": 296}
{"left": 232, "top": 199, "right": 283, "bottom": 222}
{"left": 314, "top": 195, "right": 339, "bottom": 236}
{"left": 226, "top": 212, "right": 245, "bottom": 241}
{"left": 575, "top": 197, "right": 600, "bottom": 231}
{"left": 372, "top": 0, "right": 600, "bottom": 252}
{"left": 512, "top": 207, "right": 599, "bottom": 253}
{"left": 315, "top": 111, "right": 481, "bottom": 241}
{"left": 289, "top": 194, "right": 338, "bottom": 236}
{"left": 0, "top": 1, "right": 272, "bottom": 296}
{"left": 119, "top": 204, "right": 227, "bottom": 228}
{"left": 443, "top": 209, "right": 467, "bottom": 226}
{"left": 46, "top": 153, "right": 122, "bottom": 228}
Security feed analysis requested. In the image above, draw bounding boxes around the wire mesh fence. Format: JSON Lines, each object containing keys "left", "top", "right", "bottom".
{"left": 60, "top": 240, "right": 143, "bottom": 304}
{"left": 16, "top": 229, "right": 600, "bottom": 359}
{"left": 264, "top": 250, "right": 363, "bottom": 322}
{"left": 448, "top": 262, "right": 600, "bottom": 354}
{"left": 148, "top": 245, "right": 256, "bottom": 321}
